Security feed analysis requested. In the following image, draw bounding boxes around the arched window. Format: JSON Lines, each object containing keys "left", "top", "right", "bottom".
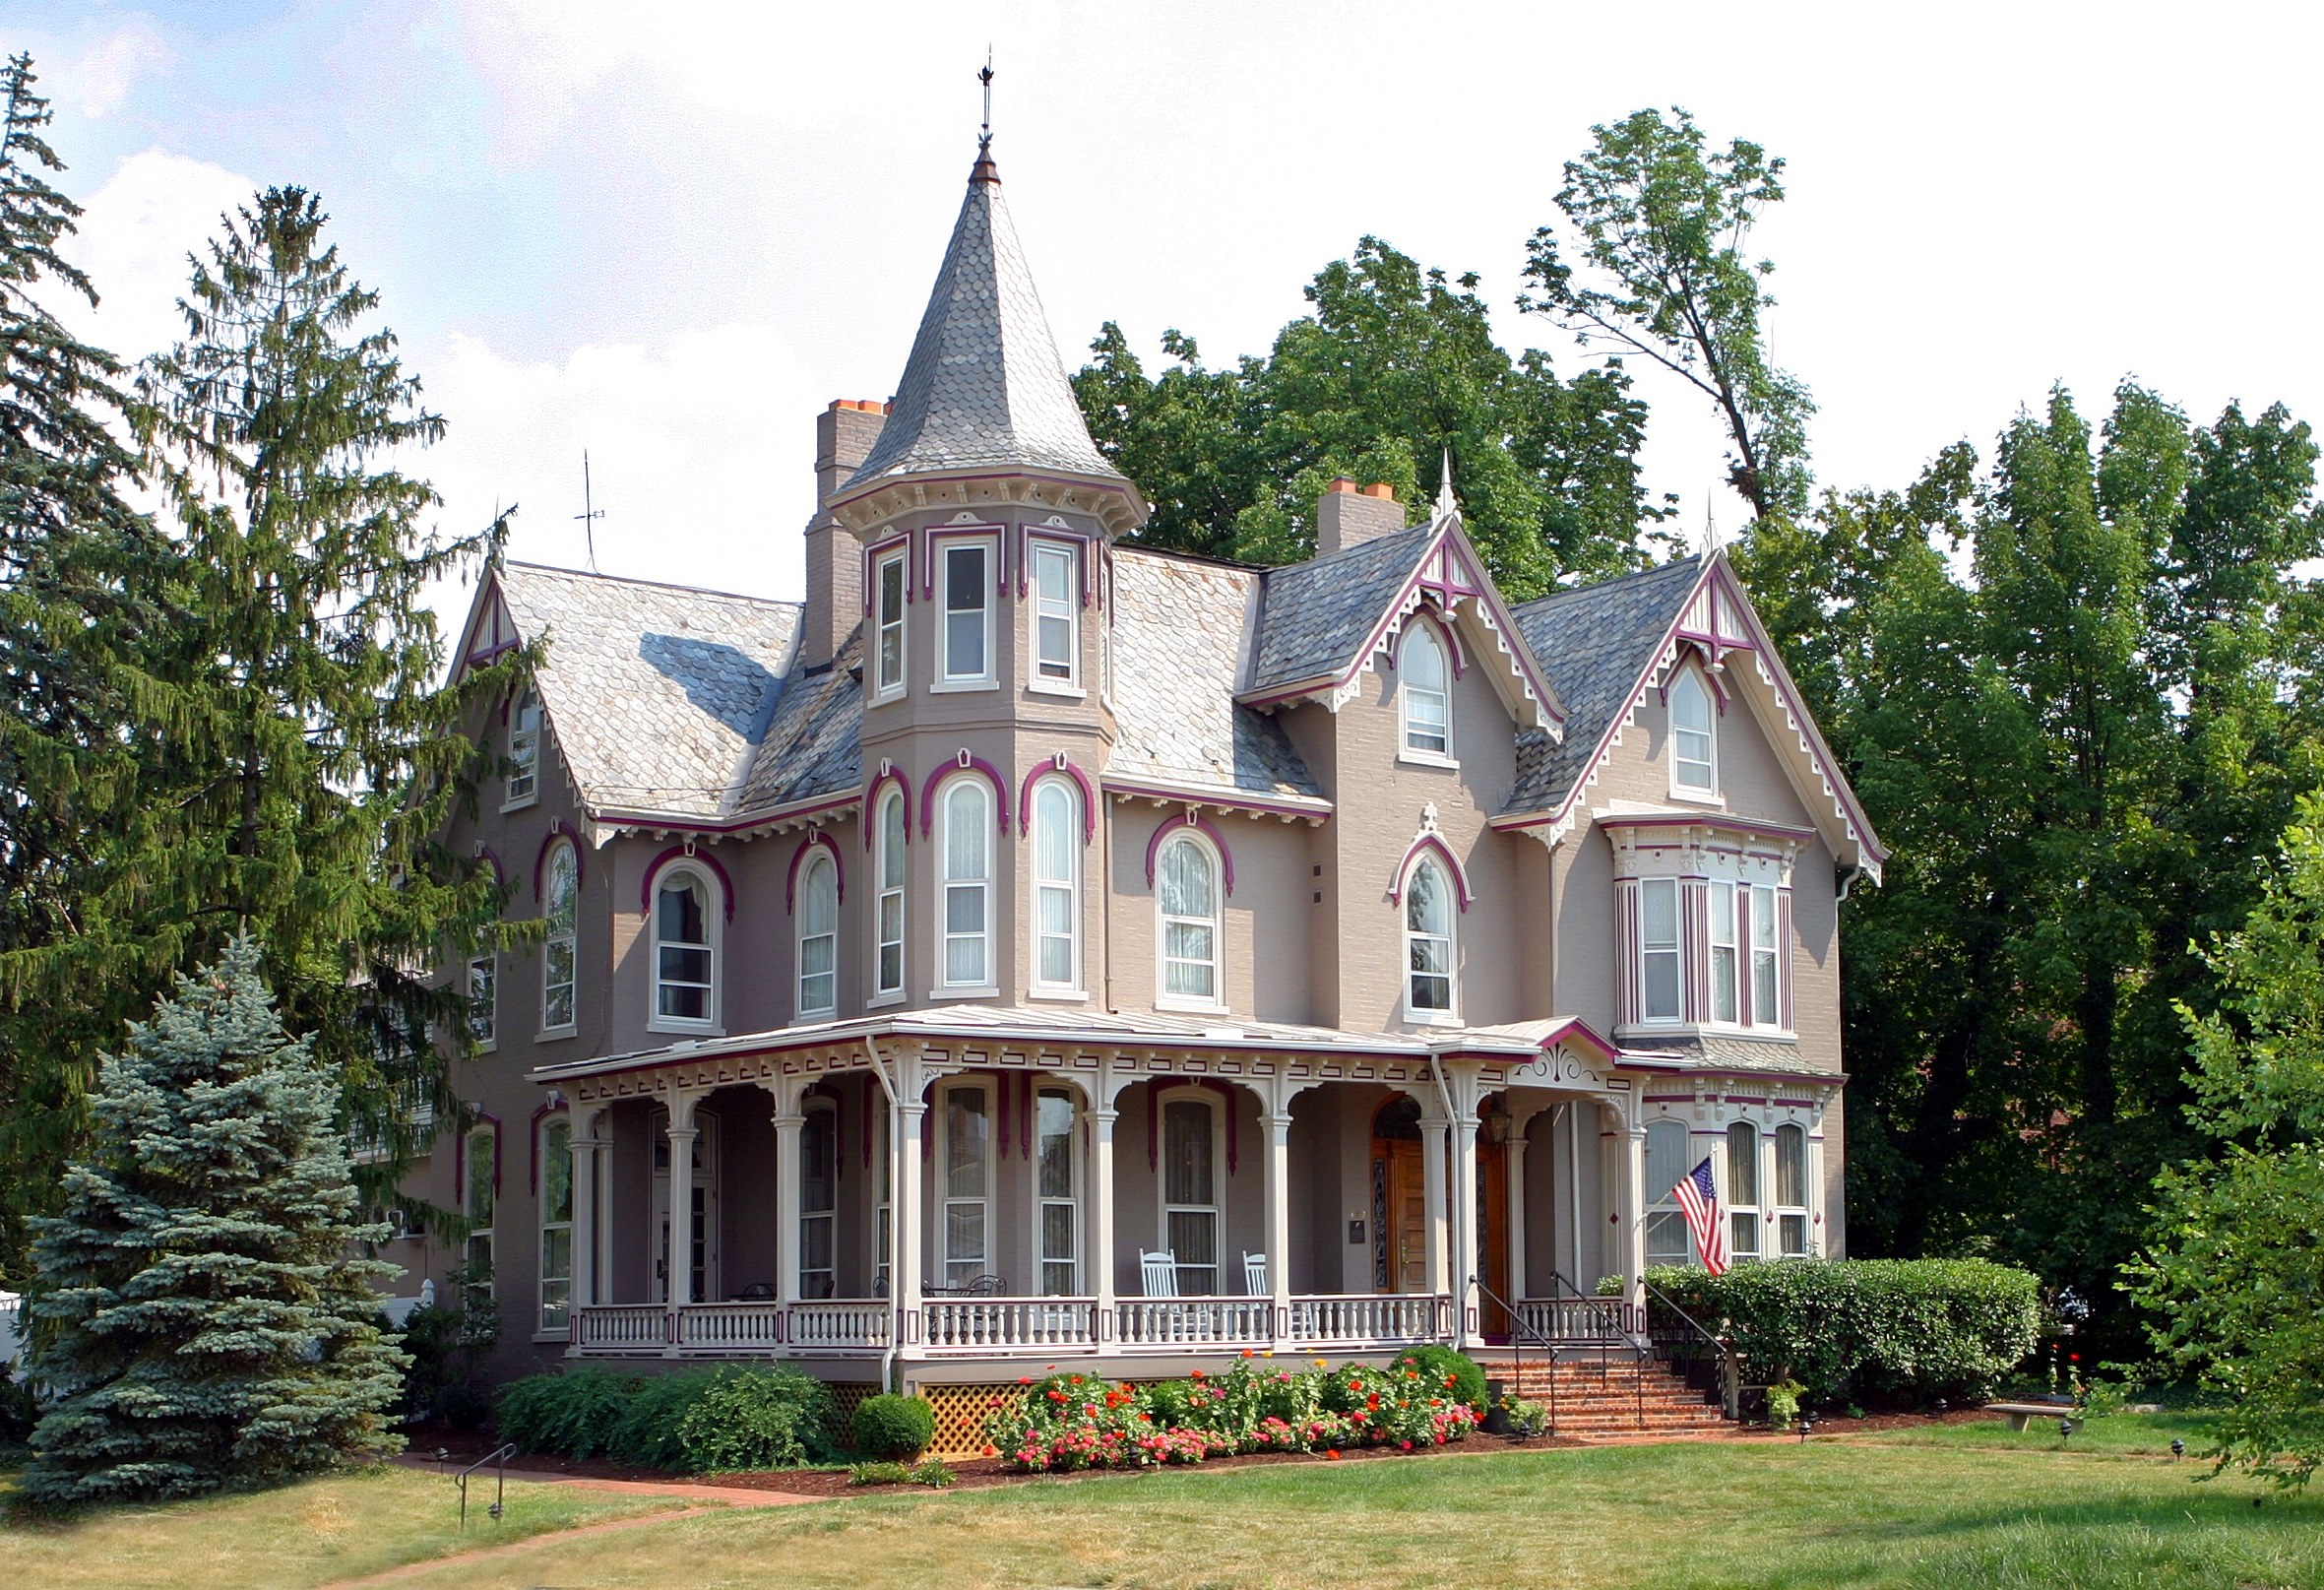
{"left": 538, "top": 1116, "right": 572, "bottom": 1332}
{"left": 654, "top": 867, "right": 717, "bottom": 1028}
{"left": 1160, "top": 1090, "right": 1223, "bottom": 1294}
{"left": 1670, "top": 668, "right": 1716, "bottom": 793}
{"left": 1775, "top": 1123, "right": 1810, "bottom": 1257}
{"left": 1032, "top": 778, "right": 1080, "bottom": 990}
{"left": 1157, "top": 834, "right": 1221, "bottom": 1007}
{"left": 1401, "top": 623, "right": 1450, "bottom": 757}
{"left": 1405, "top": 857, "right": 1455, "bottom": 1017}
{"left": 940, "top": 780, "right": 991, "bottom": 988}
{"left": 874, "top": 790, "right": 907, "bottom": 998}
{"left": 1644, "top": 1117, "right": 1694, "bottom": 1268}
{"left": 506, "top": 687, "right": 540, "bottom": 808}
{"left": 799, "top": 1101, "right": 838, "bottom": 1299}
{"left": 796, "top": 856, "right": 838, "bottom": 1018}
{"left": 542, "top": 842, "right": 578, "bottom": 1033}
{"left": 1725, "top": 1120, "right": 1760, "bottom": 1263}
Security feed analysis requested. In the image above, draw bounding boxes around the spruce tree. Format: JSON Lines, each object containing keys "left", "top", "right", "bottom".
{"left": 23, "top": 935, "right": 406, "bottom": 1504}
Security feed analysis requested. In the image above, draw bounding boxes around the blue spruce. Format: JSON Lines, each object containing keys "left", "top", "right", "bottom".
{"left": 22, "top": 935, "right": 408, "bottom": 1503}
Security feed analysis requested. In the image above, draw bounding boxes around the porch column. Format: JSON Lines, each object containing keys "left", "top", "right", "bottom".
{"left": 664, "top": 1094, "right": 700, "bottom": 1349}
{"left": 1419, "top": 1113, "right": 1450, "bottom": 1320}
{"left": 1619, "top": 1118, "right": 1648, "bottom": 1321}
{"left": 1504, "top": 1109, "right": 1532, "bottom": 1303}
{"left": 570, "top": 1107, "right": 605, "bottom": 1320}
{"left": 895, "top": 1095, "right": 927, "bottom": 1352}
{"left": 774, "top": 1103, "right": 804, "bottom": 1304}
{"left": 1091, "top": 1106, "right": 1118, "bottom": 1327}
{"left": 1449, "top": 1112, "right": 1479, "bottom": 1350}
{"left": 1263, "top": 1111, "right": 1293, "bottom": 1332}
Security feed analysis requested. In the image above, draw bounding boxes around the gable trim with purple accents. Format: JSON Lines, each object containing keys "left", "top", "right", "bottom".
{"left": 863, "top": 763, "right": 911, "bottom": 849}
{"left": 921, "top": 753, "right": 1011, "bottom": 839}
{"left": 642, "top": 845, "right": 736, "bottom": 921}
{"left": 1018, "top": 755, "right": 1099, "bottom": 843}
{"left": 785, "top": 831, "right": 845, "bottom": 912}
{"left": 1388, "top": 832, "right": 1474, "bottom": 912}
{"left": 532, "top": 825, "right": 582, "bottom": 902}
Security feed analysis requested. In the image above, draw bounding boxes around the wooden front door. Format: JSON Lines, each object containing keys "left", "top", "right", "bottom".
{"left": 1476, "top": 1139, "right": 1511, "bottom": 1336}
{"left": 1385, "top": 1140, "right": 1429, "bottom": 1292}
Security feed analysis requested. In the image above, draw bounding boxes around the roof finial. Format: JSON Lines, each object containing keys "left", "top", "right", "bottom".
{"left": 978, "top": 50, "right": 994, "bottom": 156}
{"left": 1432, "top": 446, "right": 1460, "bottom": 522}
{"left": 1702, "top": 490, "right": 1721, "bottom": 558}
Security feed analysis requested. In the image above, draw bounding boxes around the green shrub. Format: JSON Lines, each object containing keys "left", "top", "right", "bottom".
{"left": 675, "top": 1368, "right": 841, "bottom": 1472}
{"left": 1391, "top": 1346, "right": 1487, "bottom": 1412}
{"left": 848, "top": 1460, "right": 912, "bottom": 1486}
{"left": 909, "top": 1459, "right": 956, "bottom": 1488}
{"left": 607, "top": 1371, "right": 719, "bottom": 1469}
{"left": 852, "top": 1392, "right": 936, "bottom": 1459}
{"left": 498, "top": 1368, "right": 644, "bottom": 1460}
{"left": 1645, "top": 1257, "right": 2042, "bottom": 1405}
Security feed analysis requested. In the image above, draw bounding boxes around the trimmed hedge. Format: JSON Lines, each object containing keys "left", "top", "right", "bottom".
{"left": 1645, "top": 1258, "right": 2041, "bottom": 1404}
{"left": 497, "top": 1367, "right": 842, "bottom": 1472}
{"left": 852, "top": 1393, "right": 936, "bottom": 1460}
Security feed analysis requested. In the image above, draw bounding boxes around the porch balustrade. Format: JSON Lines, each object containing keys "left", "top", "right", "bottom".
{"left": 787, "top": 1300, "right": 891, "bottom": 1352}
{"left": 1114, "top": 1297, "right": 1277, "bottom": 1349}
{"left": 1513, "top": 1296, "right": 1636, "bottom": 1344}
{"left": 1286, "top": 1293, "right": 1447, "bottom": 1348}
{"left": 922, "top": 1297, "right": 1099, "bottom": 1352}
{"left": 675, "top": 1300, "right": 786, "bottom": 1350}
{"left": 574, "top": 1304, "right": 667, "bottom": 1349}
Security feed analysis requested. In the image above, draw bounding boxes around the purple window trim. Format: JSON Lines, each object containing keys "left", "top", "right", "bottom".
{"left": 1399, "top": 606, "right": 1465, "bottom": 680}
{"left": 1020, "top": 527, "right": 1097, "bottom": 606}
{"left": 921, "top": 524, "right": 1005, "bottom": 602}
{"left": 532, "top": 826, "right": 582, "bottom": 903}
{"left": 456, "top": 1112, "right": 503, "bottom": 1205}
{"left": 1018, "top": 758, "right": 1099, "bottom": 844}
{"left": 784, "top": 832, "right": 844, "bottom": 913}
{"left": 529, "top": 1101, "right": 566, "bottom": 1195}
{"left": 863, "top": 766, "right": 912, "bottom": 849}
{"left": 864, "top": 533, "right": 913, "bottom": 614}
{"left": 919, "top": 756, "right": 1011, "bottom": 839}
{"left": 475, "top": 847, "right": 506, "bottom": 888}
{"left": 1142, "top": 812, "right": 1236, "bottom": 897}
{"left": 1145, "top": 1079, "right": 1239, "bottom": 1176}
{"left": 1387, "top": 832, "right": 1474, "bottom": 912}
{"left": 643, "top": 845, "right": 737, "bottom": 922}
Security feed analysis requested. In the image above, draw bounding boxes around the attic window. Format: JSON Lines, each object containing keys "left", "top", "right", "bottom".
{"left": 505, "top": 688, "right": 541, "bottom": 809}
{"left": 1670, "top": 668, "right": 1716, "bottom": 793}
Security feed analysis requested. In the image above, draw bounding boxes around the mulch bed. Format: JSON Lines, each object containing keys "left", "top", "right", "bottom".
{"left": 400, "top": 1408, "right": 2001, "bottom": 1495}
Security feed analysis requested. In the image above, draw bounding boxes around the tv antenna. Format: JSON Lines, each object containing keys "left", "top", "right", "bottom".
{"left": 978, "top": 50, "right": 994, "bottom": 155}
{"left": 575, "top": 451, "right": 604, "bottom": 573}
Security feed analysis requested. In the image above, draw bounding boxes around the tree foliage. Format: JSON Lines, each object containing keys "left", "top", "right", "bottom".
{"left": 1074, "top": 236, "right": 1674, "bottom": 594}
{"left": 22, "top": 936, "right": 406, "bottom": 1504}
{"left": 1522, "top": 106, "right": 1814, "bottom": 525}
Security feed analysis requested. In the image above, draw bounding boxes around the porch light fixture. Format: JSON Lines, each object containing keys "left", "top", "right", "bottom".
{"left": 1479, "top": 1107, "right": 1512, "bottom": 1146}
{"left": 1796, "top": 1418, "right": 1812, "bottom": 1444}
{"left": 2171, "top": 1438, "right": 2186, "bottom": 1459}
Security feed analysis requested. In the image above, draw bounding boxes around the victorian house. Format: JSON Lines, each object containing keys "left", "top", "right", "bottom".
{"left": 401, "top": 136, "right": 1886, "bottom": 1448}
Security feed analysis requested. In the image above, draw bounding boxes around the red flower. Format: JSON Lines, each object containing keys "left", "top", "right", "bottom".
{"left": 1326, "top": 1449, "right": 1341, "bottom": 1460}
{"left": 1018, "top": 1375, "right": 1034, "bottom": 1385}
{"left": 2069, "top": 1353, "right": 2080, "bottom": 1363}
{"left": 1401, "top": 1440, "right": 1413, "bottom": 1452}
{"left": 1191, "top": 1368, "right": 1206, "bottom": 1379}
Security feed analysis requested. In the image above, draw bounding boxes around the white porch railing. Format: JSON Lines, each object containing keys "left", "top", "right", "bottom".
{"left": 1513, "top": 1296, "right": 1635, "bottom": 1344}
{"left": 1288, "top": 1293, "right": 1447, "bottom": 1348}
{"left": 574, "top": 1304, "right": 666, "bottom": 1349}
{"left": 1114, "top": 1297, "right": 1276, "bottom": 1348}
{"left": 676, "top": 1300, "right": 785, "bottom": 1350}
{"left": 922, "top": 1298, "right": 1100, "bottom": 1353}
{"left": 787, "top": 1299, "right": 890, "bottom": 1352}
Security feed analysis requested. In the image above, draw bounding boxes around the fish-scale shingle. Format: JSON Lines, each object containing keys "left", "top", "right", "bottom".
{"left": 735, "top": 630, "right": 863, "bottom": 816}
{"left": 1245, "top": 524, "right": 1436, "bottom": 696}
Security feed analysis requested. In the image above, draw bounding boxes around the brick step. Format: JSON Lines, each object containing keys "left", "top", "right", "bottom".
{"left": 1475, "top": 1356, "right": 1727, "bottom": 1433}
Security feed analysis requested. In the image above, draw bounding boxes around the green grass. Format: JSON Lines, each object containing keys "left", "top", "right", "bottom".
{"left": 377, "top": 1440, "right": 2319, "bottom": 1590}
{"left": 1856, "top": 1406, "right": 2227, "bottom": 1457}
{"left": 0, "top": 1461, "right": 688, "bottom": 1589}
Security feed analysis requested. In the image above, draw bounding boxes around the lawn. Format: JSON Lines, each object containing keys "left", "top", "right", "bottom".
{"left": 1857, "top": 1405, "right": 2228, "bottom": 1457}
{"left": 5, "top": 1437, "right": 2318, "bottom": 1590}
{"left": 0, "top": 1460, "right": 688, "bottom": 1589}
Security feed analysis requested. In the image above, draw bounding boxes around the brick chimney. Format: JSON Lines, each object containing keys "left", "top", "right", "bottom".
{"left": 1315, "top": 477, "right": 1405, "bottom": 556}
{"left": 802, "top": 400, "right": 889, "bottom": 668}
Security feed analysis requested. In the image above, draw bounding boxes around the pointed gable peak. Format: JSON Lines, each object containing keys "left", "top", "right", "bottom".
{"left": 840, "top": 140, "right": 1127, "bottom": 496}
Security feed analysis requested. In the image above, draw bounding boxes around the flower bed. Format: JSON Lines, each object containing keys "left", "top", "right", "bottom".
{"left": 984, "top": 1352, "right": 1482, "bottom": 1473}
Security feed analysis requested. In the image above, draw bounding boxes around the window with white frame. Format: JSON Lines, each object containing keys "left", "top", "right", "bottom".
{"left": 1750, "top": 884, "right": 1780, "bottom": 1027}
{"left": 1160, "top": 1092, "right": 1221, "bottom": 1294}
{"left": 1644, "top": 1117, "right": 1693, "bottom": 1268}
{"left": 538, "top": 1116, "right": 572, "bottom": 1332}
{"left": 800, "top": 1101, "right": 838, "bottom": 1299}
{"left": 939, "top": 780, "right": 990, "bottom": 988}
{"left": 941, "top": 541, "right": 991, "bottom": 683}
{"left": 1670, "top": 668, "right": 1716, "bottom": 793}
{"left": 542, "top": 843, "right": 578, "bottom": 1033}
{"left": 1725, "top": 1119, "right": 1760, "bottom": 1263}
{"left": 654, "top": 867, "right": 716, "bottom": 1027}
{"left": 796, "top": 855, "right": 837, "bottom": 1018}
{"left": 874, "top": 791, "right": 907, "bottom": 998}
{"left": 1032, "top": 779, "right": 1080, "bottom": 989}
{"left": 1639, "top": 878, "right": 1681, "bottom": 1023}
{"left": 1401, "top": 624, "right": 1450, "bottom": 757}
{"left": 467, "top": 955, "right": 496, "bottom": 1048}
{"left": 1775, "top": 1123, "right": 1810, "bottom": 1257}
{"left": 1157, "top": 834, "right": 1222, "bottom": 1007}
{"left": 874, "top": 548, "right": 907, "bottom": 698}
{"left": 464, "top": 1124, "right": 496, "bottom": 1304}
{"left": 1709, "top": 881, "right": 1738, "bottom": 1024}
{"left": 506, "top": 687, "right": 540, "bottom": 808}
{"left": 1036, "top": 1087, "right": 1078, "bottom": 1295}
{"left": 1033, "top": 541, "right": 1076, "bottom": 684}
{"left": 940, "top": 1083, "right": 991, "bottom": 1287}
{"left": 1404, "top": 857, "right": 1455, "bottom": 1017}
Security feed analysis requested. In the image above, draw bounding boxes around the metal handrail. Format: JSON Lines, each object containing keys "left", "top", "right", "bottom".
{"left": 1471, "top": 1274, "right": 1560, "bottom": 1437}
{"left": 456, "top": 1442, "right": 518, "bottom": 1529}
{"left": 1640, "top": 1276, "right": 1737, "bottom": 1416}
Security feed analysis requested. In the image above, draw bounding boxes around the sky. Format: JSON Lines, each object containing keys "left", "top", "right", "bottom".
{"left": 11, "top": 0, "right": 2323, "bottom": 621}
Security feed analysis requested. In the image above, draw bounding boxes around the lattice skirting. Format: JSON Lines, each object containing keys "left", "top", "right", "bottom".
{"left": 919, "top": 1382, "right": 1027, "bottom": 1459}
{"left": 828, "top": 1381, "right": 881, "bottom": 1443}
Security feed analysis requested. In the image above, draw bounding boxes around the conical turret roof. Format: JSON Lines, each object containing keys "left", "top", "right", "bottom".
{"left": 843, "top": 147, "right": 1124, "bottom": 491}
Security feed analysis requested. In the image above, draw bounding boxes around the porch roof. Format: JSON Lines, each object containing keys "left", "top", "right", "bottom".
{"left": 529, "top": 1005, "right": 1623, "bottom": 1087}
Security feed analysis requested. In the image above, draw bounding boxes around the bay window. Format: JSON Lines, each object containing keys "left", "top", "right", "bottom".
{"left": 874, "top": 547, "right": 907, "bottom": 698}
{"left": 1640, "top": 878, "right": 1681, "bottom": 1023}
{"left": 1034, "top": 541, "right": 1076, "bottom": 684}
{"left": 1776, "top": 1123, "right": 1810, "bottom": 1257}
{"left": 1033, "top": 778, "right": 1080, "bottom": 989}
{"left": 941, "top": 541, "right": 990, "bottom": 683}
{"left": 1643, "top": 1117, "right": 1692, "bottom": 1268}
{"left": 874, "top": 791, "right": 907, "bottom": 998}
{"left": 1725, "top": 1119, "right": 1760, "bottom": 1263}
{"left": 940, "top": 780, "right": 990, "bottom": 988}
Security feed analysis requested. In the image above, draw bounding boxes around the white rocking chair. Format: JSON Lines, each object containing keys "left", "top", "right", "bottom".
{"left": 1242, "top": 1251, "right": 1268, "bottom": 1297}
{"left": 1139, "top": 1248, "right": 1180, "bottom": 1299}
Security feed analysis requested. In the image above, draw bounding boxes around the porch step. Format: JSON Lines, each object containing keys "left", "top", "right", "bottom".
{"left": 1473, "top": 1357, "right": 1727, "bottom": 1436}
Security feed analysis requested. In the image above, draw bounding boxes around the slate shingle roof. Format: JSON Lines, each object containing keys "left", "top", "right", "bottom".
{"left": 1502, "top": 556, "right": 1704, "bottom": 816}
{"left": 1245, "top": 523, "right": 1436, "bottom": 696}
{"left": 1624, "top": 1035, "right": 1841, "bottom": 1080}
{"left": 494, "top": 563, "right": 801, "bottom": 820}
{"left": 842, "top": 156, "right": 1124, "bottom": 490}
{"left": 1108, "top": 549, "right": 1320, "bottom": 802}
{"left": 736, "top": 629, "right": 863, "bottom": 816}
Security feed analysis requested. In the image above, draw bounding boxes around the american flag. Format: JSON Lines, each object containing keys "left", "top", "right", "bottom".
{"left": 1672, "top": 1156, "right": 1730, "bottom": 1275}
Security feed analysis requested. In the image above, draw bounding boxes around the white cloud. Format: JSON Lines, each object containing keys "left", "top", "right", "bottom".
{"left": 69, "top": 19, "right": 173, "bottom": 117}
{"left": 57, "top": 147, "right": 252, "bottom": 366}
{"left": 420, "top": 321, "right": 821, "bottom": 614}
